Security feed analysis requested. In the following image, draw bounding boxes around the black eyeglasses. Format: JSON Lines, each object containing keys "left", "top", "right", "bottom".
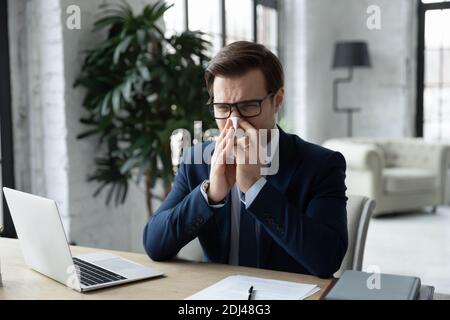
{"left": 207, "top": 93, "right": 274, "bottom": 119}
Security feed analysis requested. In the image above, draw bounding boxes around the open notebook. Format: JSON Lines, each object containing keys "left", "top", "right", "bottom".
{"left": 186, "top": 275, "right": 320, "bottom": 300}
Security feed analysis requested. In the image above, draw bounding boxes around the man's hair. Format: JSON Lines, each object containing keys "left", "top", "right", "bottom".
{"left": 205, "top": 41, "right": 284, "bottom": 100}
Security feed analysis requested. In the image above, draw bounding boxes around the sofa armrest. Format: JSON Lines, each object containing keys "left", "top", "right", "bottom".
{"left": 323, "top": 140, "right": 385, "bottom": 171}
{"left": 324, "top": 139, "right": 385, "bottom": 201}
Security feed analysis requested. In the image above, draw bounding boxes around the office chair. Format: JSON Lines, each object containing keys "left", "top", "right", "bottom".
{"left": 334, "top": 195, "right": 376, "bottom": 277}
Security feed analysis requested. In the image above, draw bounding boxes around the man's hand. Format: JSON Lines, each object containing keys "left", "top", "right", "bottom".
{"left": 235, "top": 119, "right": 262, "bottom": 193}
{"left": 208, "top": 119, "right": 236, "bottom": 203}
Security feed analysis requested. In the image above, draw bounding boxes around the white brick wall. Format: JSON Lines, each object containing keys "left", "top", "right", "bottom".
{"left": 8, "top": 0, "right": 71, "bottom": 232}
{"left": 280, "top": 0, "right": 418, "bottom": 144}
{"left": 8, "top": 0, "right": 160, "bottom": 252}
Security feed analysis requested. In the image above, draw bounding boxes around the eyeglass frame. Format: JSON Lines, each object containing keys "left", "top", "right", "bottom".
{"left": 207, "top": 93, "right": 275, "bottom": 119}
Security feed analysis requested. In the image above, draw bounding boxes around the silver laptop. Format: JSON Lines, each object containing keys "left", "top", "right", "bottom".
{"left": 2, "top": 187, "right": 163, "bottom": 292}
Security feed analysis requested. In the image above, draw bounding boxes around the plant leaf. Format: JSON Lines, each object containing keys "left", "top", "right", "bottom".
{"left": 121, "top": 76, "right": 132, "bottom": 102}
{"left": 120, "top": 157, "right": 138, "bottom": 174}
{"left": 113, "top": 35, "right": 133, "bottom": 64}
{"left": 112, "top": 87, "right": 121, "bottom": 114}
{"left": 100, "top": 92, "right": 112, "bottom": 116}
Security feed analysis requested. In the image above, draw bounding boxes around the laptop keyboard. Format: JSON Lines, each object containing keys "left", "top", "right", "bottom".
{"left": 73, "top": 257, "right": 127, "bottom": 287}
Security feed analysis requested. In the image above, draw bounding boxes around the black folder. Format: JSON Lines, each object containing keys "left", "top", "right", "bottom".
{"left": 324, "top": 270, "right": 423, "bottom": 300}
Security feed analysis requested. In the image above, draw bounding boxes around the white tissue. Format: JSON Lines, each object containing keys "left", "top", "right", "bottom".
{"left": 230, "top": 116, "right": 240, "bottom": 129}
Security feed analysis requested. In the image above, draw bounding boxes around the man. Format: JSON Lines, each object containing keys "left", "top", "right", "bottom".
{"left": 143, "top": 41, "right": 348, "bottom": 278}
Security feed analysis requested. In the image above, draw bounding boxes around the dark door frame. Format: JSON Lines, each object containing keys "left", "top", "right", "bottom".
{"left": 0, "top": 0, "right": 17, "bottom": 238}
{"left": 416, "top": 0, "right": 450, "bottom": 137}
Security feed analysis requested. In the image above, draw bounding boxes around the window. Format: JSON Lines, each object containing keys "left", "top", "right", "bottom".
{"left": 188, "top": 0, "right": 223, "bottom": 54}
{"left": 164, "top": 0, "right": 279, "bottom": 56}
{"left": 256, "top": 2, "right": 278, "bottom": 54}
{"left": 225, "top": 0, "right": 253, "bottom": 45}
{"left": 417, "top": 0, "right": 450, "bottom": 139}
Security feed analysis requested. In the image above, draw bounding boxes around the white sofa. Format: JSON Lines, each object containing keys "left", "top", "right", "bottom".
{"left": 323, "top": 138, "right": 450, "bottom": 216}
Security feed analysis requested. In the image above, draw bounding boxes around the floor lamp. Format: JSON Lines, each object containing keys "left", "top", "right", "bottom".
{"left": 332, "top": 41, "right": 371, "bottom": 137}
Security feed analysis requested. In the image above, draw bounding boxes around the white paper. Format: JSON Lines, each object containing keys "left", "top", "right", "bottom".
{"left": 186, "top": 275, "right": 320, "bottom": 300}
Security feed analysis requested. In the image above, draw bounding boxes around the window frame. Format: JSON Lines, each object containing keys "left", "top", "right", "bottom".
{"left": 183, "top": 0, "right": 279, "bottom": 50}
{"left": 0, "top": 0, "right": 17, "bottom": 238}
{"left": 416, "top": 0, "right": 450, "bottom": 137}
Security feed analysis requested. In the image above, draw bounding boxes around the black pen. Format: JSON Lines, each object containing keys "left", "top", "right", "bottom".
{"left": 248, "top": 285, "right": 254, "bottom": 300}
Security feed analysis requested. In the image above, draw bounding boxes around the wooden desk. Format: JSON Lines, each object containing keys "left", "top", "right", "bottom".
{"left": 0, "top": 238, "right": 331, "bottom": 300}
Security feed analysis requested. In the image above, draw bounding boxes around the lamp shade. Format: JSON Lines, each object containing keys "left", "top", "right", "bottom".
{"left": 332, "top": 41, "right": 371, "bottom": 68}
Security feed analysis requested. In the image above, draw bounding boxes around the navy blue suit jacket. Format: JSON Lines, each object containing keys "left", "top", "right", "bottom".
{"left": 143, "top": 128, "right": 348, "bottom": 278}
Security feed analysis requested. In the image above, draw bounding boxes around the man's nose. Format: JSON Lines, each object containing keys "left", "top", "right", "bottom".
{"left": 230, "top": 106, "right": 240, "bottom": 117}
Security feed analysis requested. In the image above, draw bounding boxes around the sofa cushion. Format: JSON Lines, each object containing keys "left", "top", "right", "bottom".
{"left": 383, "top": 167, "right": 438, "bottom": 194}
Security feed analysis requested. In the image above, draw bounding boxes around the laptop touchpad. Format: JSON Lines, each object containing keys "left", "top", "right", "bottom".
{"left": 95, "top": 258, "right": 139, "bottom": 271}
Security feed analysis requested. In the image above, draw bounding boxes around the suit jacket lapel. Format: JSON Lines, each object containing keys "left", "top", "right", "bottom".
{"left": 258, "top": 127, "right": 298, "bottom": 267}
{"left": 264, "top": 127, "right": 296, "bottom": 193}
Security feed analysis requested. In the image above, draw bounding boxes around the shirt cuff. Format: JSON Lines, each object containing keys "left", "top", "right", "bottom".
{"left": 241, "top": 177, "right": 267, "bottom": 208}
{"left": 200, "top": 181, "right": 226, "bottom": 208}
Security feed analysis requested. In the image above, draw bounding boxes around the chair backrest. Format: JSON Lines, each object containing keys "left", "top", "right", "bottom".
{"left": 334, "top": 195, "right": 376, "bottom": 277}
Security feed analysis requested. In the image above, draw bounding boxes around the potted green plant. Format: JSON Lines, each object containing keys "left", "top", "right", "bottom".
{"left": 74, "top": 1, "right": 214, "bottom": 215}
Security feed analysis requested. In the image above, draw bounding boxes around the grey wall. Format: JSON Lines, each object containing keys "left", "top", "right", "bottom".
{"left": 280, "top": 0, "right": 418, "bottom": 144}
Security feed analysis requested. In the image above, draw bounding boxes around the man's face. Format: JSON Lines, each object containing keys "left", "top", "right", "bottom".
{"left": 212, "top": 69, "right": 284, "bottom": 131}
